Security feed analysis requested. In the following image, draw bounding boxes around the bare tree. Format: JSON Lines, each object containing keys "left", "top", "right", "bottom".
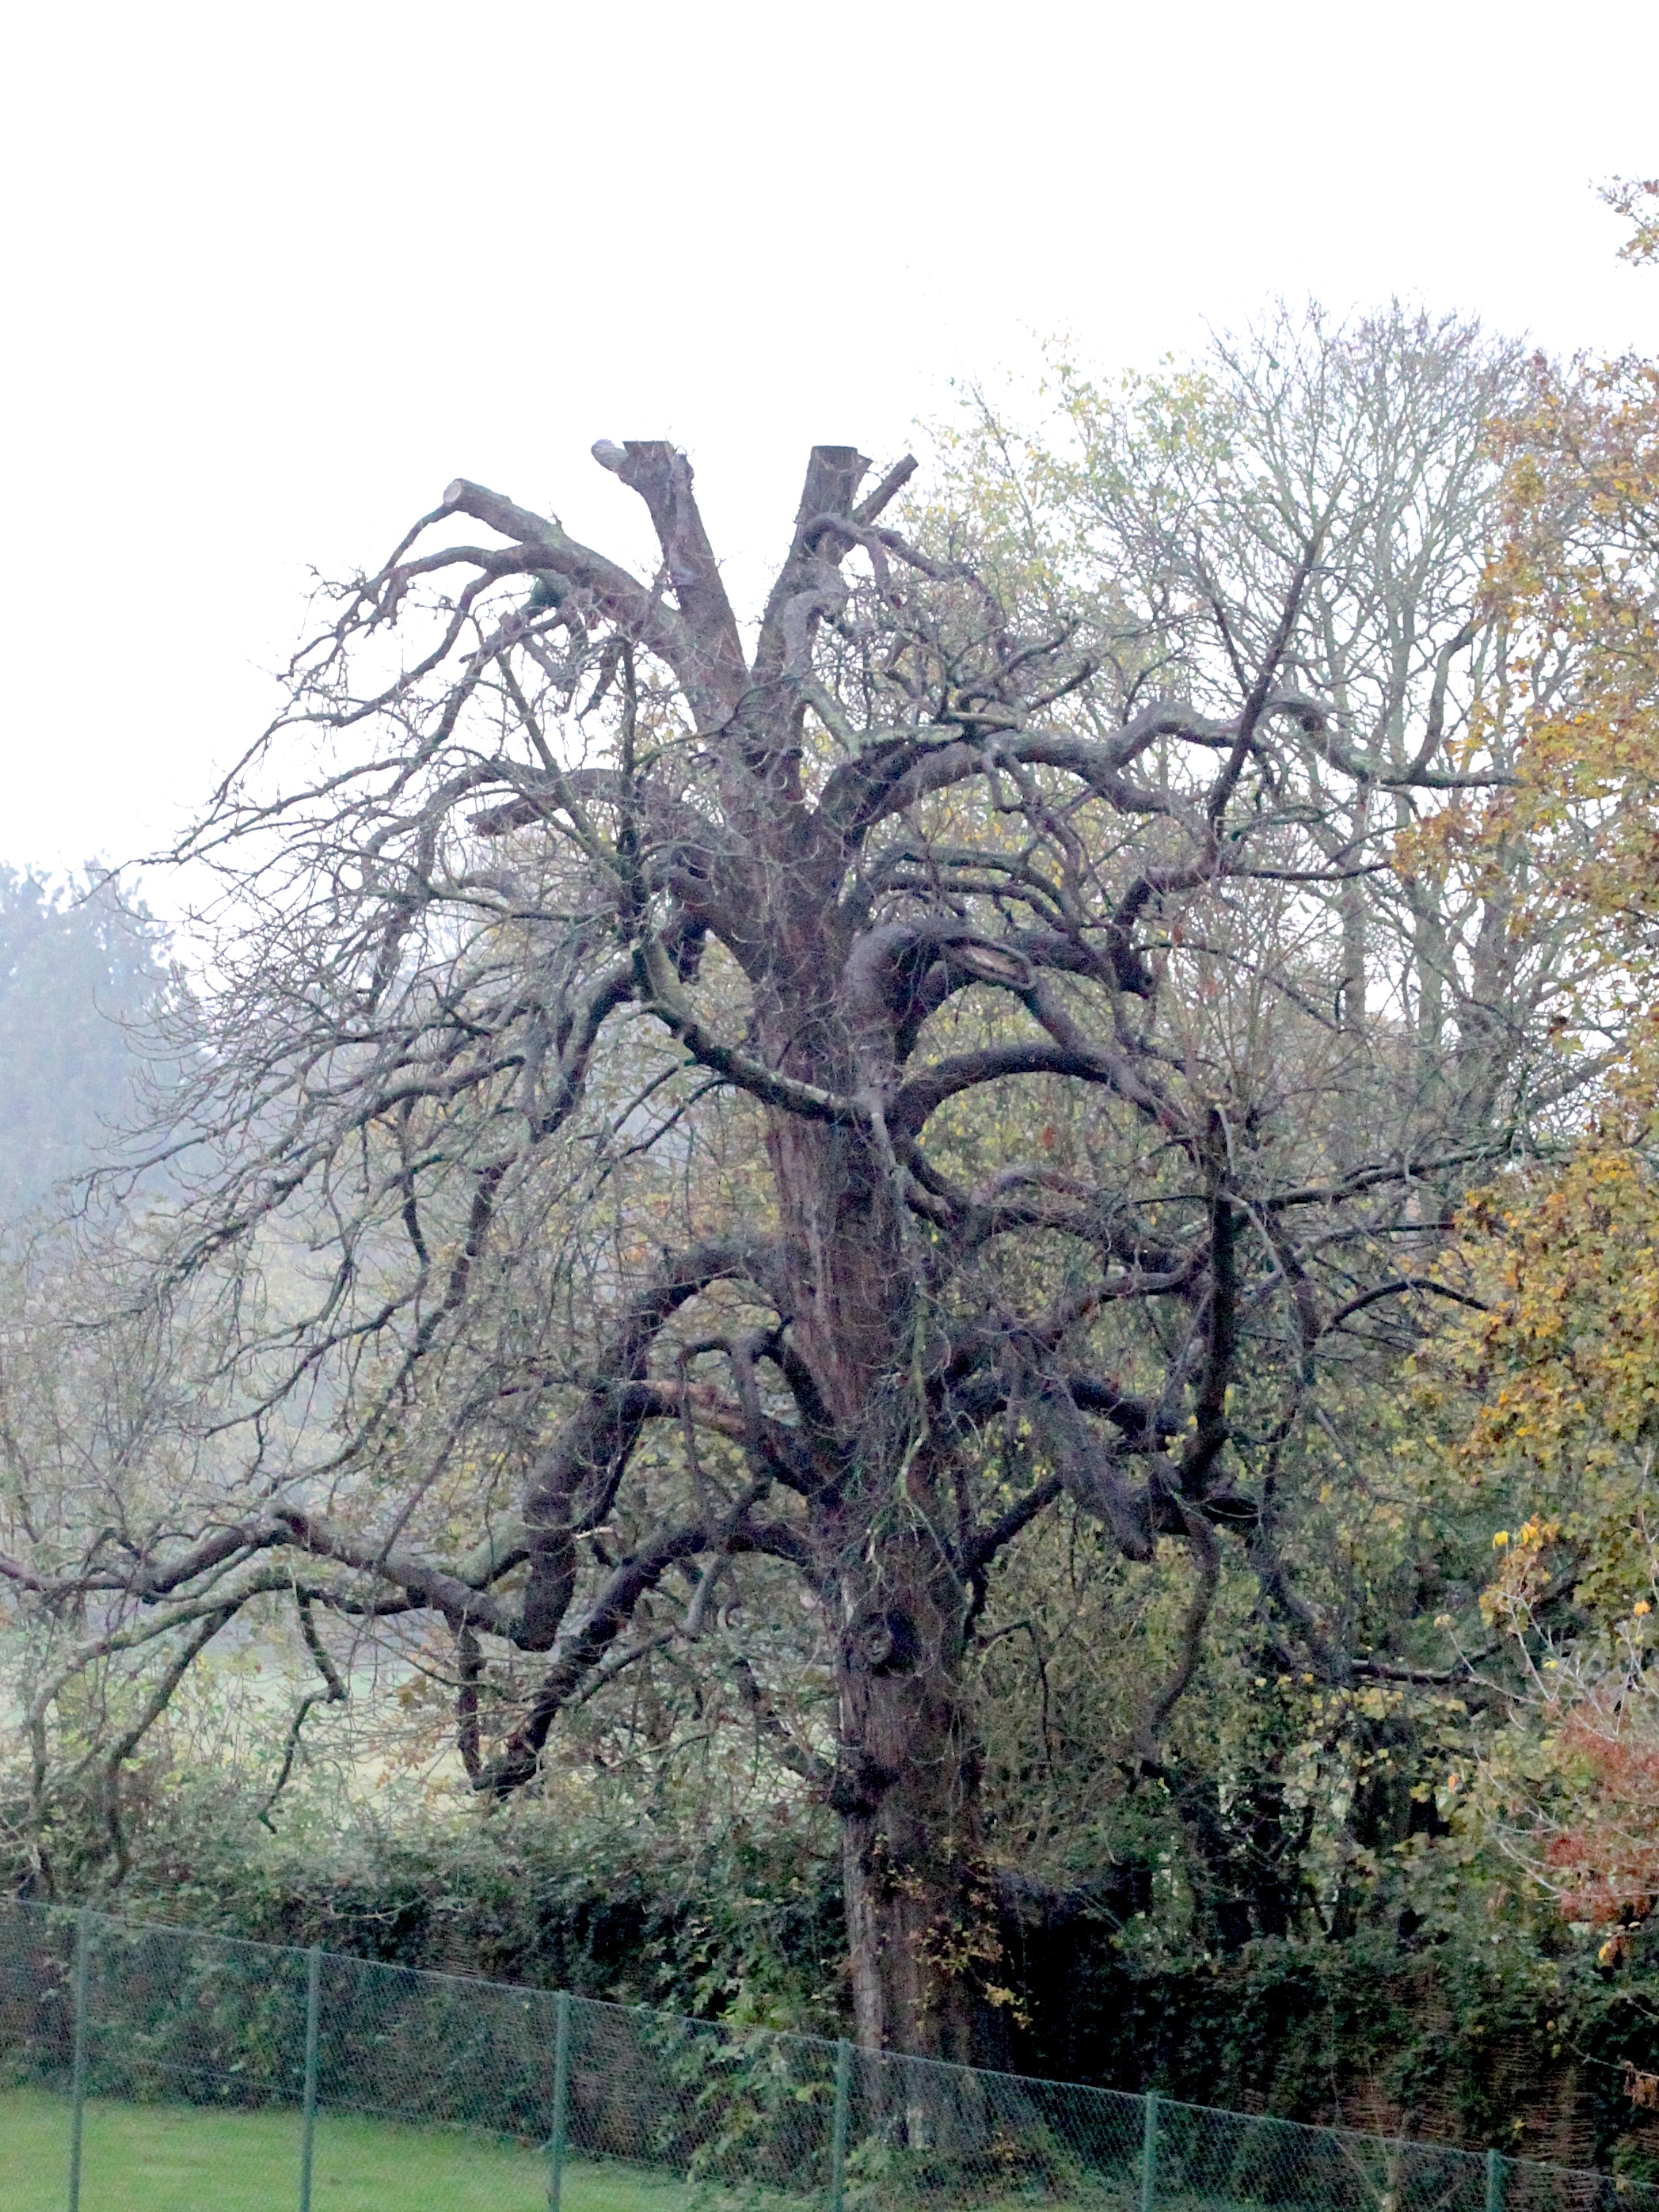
{"left": 2, "top": 430, "right": 1522, "bottom": 2058}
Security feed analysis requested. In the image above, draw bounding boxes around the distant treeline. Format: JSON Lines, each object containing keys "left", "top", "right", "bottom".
{"left": 0, "top": 867, "right": 176, "bottom": 1221}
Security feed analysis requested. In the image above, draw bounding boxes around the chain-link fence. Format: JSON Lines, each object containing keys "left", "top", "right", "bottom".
{"left": 1, "top": 1899, "right": 1652, "bottom": 2210}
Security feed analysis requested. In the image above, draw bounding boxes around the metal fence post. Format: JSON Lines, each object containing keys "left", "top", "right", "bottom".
{"left": 67, "top": 1907, "right": 90, "bottom": 2212}
{"left": 1140, "top": 2088, "right": 1159, "bottom": 2212}
{"left": 299, "top": 1945, "right": 321, "bottom": 2212}
{"left": 1486, "top": 2145, "right": 1504, "bottom": 2212}
{"left": 547, "top": 1990, "right": 571, "bottom": 2212}
{"left": 828, "top": 2038, "right": 851, "bottom": 2212}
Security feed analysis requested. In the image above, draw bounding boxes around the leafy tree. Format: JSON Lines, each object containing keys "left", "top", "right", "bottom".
{"left": 1399, "top": 182, "right": 1659, "bottom": 2017}
{"left": 1604, "top": 177, "right": 1659, "bottom": 268}
{"left": 1421, "top": 168, "right": 1659, "bottom": 1584}
{"left": 1470, "top": 1514, "right": 1659, "bottom": 1934}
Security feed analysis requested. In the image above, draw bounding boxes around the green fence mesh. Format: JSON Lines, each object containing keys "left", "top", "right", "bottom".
{"left": 0, "top": 1901, "right": 1651, "bottom": 2211}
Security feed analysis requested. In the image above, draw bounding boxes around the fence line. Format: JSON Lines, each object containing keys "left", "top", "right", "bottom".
{"left": 1, "top": 1899, "right": 1652, "bottom": 2210}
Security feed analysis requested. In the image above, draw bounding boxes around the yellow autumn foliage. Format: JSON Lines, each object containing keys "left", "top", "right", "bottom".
{"left": 1419, "top": 1135, "right": 1659, "bottom": 1617}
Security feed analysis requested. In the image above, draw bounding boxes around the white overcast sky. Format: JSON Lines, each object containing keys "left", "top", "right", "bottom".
{"left": 2, "top": 0, "right": 1655, "bottom": 901}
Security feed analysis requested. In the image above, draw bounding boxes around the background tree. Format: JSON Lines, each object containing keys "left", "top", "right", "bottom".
{"left": 0, "top": 868, "right": 175, "bottom": 1221}
{"left": 944, "top": 304, "right": 1616, "bottom": 1140}
{"left": 929, "top": 306, "right": 1622, "bottom": 1936}
{"left": 1407, "top": 192, "right": 1659, "bottom": 2009}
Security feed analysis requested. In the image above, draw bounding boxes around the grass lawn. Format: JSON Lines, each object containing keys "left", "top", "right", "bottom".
{"left": 0, "top": 2087, "right": 694, "bottom": 2211}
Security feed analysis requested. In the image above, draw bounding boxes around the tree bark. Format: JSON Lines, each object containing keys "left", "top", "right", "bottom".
{"left": 765, "top": 1085, "right": 1008, "bottom": 2063}
{"left": 831, "top": 1541, "right": 1007, "bottom": 2068}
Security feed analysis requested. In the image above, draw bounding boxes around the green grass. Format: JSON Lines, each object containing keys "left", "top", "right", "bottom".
{"left": 0, "top": 2088, "right": 694, "bottom": 2211}
{"left": 0, "top": 2092, "right": 1284, "bottom": 2212}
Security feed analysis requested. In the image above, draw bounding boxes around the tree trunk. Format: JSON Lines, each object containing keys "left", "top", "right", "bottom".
{"left": 828, "top": 1540, "right": 1010, "bottom": 2069}
{"left": 761, "top": 1018, "right": 1010, "bottom": 2067}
